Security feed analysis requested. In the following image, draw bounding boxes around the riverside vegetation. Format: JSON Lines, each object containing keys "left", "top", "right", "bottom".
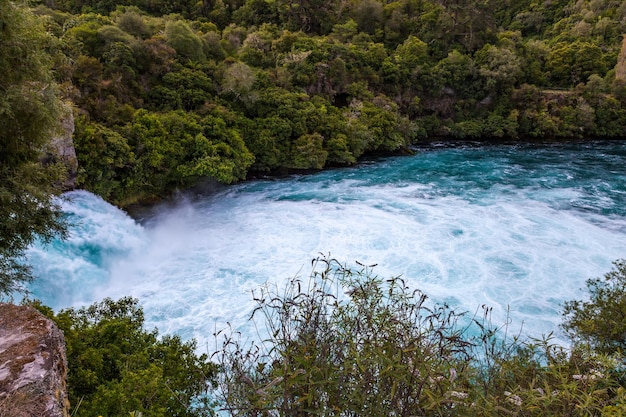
{"left": 22, "top": 0, "right": 626, "bottom": 207}
{"left": 28, "top": 256, "right": 626, "bottom": 416}
{"left": 2, "top": 0, "right": 626, "bottom": 415}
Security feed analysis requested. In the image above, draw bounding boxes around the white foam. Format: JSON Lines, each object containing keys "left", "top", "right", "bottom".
{"left": 99, "top": 186, "right": 624, "bottom": 346}
{"left": 25, "top": 150, "right": 626, "bottom": 349}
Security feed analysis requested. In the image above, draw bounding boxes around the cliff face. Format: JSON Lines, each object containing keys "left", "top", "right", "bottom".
{"left": 48, "top": 103, "right": 78, "bottom": 191}
{"left": 616, "top": 34, "right": 626, "bottom": 81}
{"left": 0, "top": 304, "right": 70, "bottom": 417}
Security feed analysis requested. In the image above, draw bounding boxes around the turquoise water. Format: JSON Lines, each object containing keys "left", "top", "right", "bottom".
{"left": 25, "top": 141, "right": 626, "bottom": 345}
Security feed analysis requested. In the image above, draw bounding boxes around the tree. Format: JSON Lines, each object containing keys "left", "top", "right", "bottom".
{"left": 548, "top": 41, "right": 607, "bottom": 87}
{"left": 289, "top": 132, "right": 328, "bottom": 169}
{"left": 239, "top": 27, "right": 277, "bottom": 68}
{"left": 149, "top": 65, "right": 214, "bottom": 111}
{"left": 351, "top": 0, "right": 383, "bottom": 35}
{"left": 0, "top": 0, "right": 67, "bottom": 295}
{"left": 219, "top": 60, "right": 256, "bottom": 102}
{"left": 431, "top": 49, "right": 482, "bottom": 99}
{"left": 115, "top": 8, "right": 151, "bottom": 39}
{"left": 32, "top": 297, "right": 218, "bottom": 417}
{"left": 165, "top": 19, "right": 206, "bottom": 63}
{"left": 562, "top": 259, "right": 626, "bottom": 355}
{"left": 73, "top": 116, "right": 136, "bottom": 204}
{"left": 118, "top": 109, "right": 253, "bottom": 203}
{"left": 476, "top": 43, "right": 522, "bottom": 94}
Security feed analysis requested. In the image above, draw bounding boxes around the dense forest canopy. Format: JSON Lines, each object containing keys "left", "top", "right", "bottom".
{"left": 19, "top": 0, "right": 626, "bottom": 206}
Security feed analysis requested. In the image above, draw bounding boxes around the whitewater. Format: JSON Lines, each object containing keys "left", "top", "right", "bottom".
{"left": 24, "top": 141, "right": 626, "bottom": 347}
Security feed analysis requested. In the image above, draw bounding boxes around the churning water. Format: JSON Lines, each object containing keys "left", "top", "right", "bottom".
{"left": 25, "top": 141, "right": 626, "bottom": 346}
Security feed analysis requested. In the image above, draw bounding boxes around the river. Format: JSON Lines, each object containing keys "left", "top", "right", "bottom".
{"left": 25, "top": 141, "right": 626, "bottom": 347}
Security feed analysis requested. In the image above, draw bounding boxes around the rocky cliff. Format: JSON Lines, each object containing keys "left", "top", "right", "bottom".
{"left": 617, "top": 34, "right": 626, "bottom": 81}
{"left": 48, "top": 103, "right": 78, "bottom": 191}
{"left": 0, "top": 304, "right": 69, "bottom": 417}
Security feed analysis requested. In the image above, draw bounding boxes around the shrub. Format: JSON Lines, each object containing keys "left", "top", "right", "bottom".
{"left": 562, "top": 259, "right": 626, "bottom": 355}
{"left": 32, "top": 297, "right": 218, "bottom": 417}
{"left": 212, "top": 255, "right": 626, "bottom": 416}
{"left": 213, "top": 256, "right": 478, "bottom": 416}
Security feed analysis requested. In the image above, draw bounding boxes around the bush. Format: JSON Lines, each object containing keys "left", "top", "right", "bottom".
{"left": 562, "top": 259, "right": 626, "bottom": 355}
{"left": 213, "top": 256, "right": 477, "bottom": 416}
{"left": 27, "top": 259, "right": 626, "bottom": 416}
{"left": 212, "top": 255, "right": 626, "bottom": 416}
{"left": 32, "top": 297, "right": 218, "bottom": 417}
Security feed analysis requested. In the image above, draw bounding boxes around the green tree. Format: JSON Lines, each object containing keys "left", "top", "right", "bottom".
{"left": 115, "top": 8, "right": 151, "bottom": 38}
{"left": 239, "top": 115, "right": 291, "bottom": 171}
{"left": 73, "top": 116, "right": 136, "bottom": 204}
{"left": 178, "top": 113, "right": 254, "bottom": 183}
{"left": 289, "top": 132, "right": 328, "bottom": 169}
{"left": 0, "top": 0, "right": 67, "bottom": 294}
{"left": 275, "top": 0, "right": 339, "bottom": 34}
{"left": 430, "top": 49, "right": 482, "bottom": 99}
{"left": 351, "top": 0, "right": 383, "bottom": 35}
{"left": 232, "top": 0, "right": 279, "bottom": 27}
{"left": 62, "top": 13, "right": 112, "bottom": 58}
{"left": 476, "top": 43, "right": 522, "bottom": 94}
{"left": 32, "top": 297, "right": 217, "bottom": 417}
{"left": 219, "top": 60, "right": 256, "bottom": 102}
{"left": 165, "top": 19, "right": 206, "bottom": 63}
{"left": 239, "top": 26, "right": 277, "bottom": 68}
{"left": 358, "top": 96, "right": 414, "bottom": 151}
{"left": 548, "top": 41, "right": 607, "bottom": 87}
{"left": 148, "top": 65, "right": 214, "bottom": 111}
{"left": 120, "top": 109, "right": 253, "bottom": 203}
{"left": 562, "top": 259, "right": 626, "bottom": 355}
{"left": 326, "top": 133, "right": 356, "bottom": 165}
{"left": 593, "top": 95, "right": 626, "bottom": 137}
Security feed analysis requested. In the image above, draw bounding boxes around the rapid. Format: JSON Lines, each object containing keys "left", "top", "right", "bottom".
{"left": 25, "top": 141, "right": 626, "bottom": 346}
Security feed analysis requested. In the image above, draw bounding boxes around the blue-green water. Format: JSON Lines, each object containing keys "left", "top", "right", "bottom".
{"left": 25, "top": 141, "right": 626, "bottom": 345}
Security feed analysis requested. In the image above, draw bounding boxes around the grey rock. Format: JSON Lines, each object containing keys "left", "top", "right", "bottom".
{"left": 48, "top": 103, "right": 78, "bottom": 191}
{"left": 0, "top": 304, "right": 69, "bottom": 417}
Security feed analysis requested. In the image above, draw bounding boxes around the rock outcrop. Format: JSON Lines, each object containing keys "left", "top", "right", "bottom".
{"left": 48, "top": 103, "right": 78, "bottom": 191}
{"left": 0, "top": 304, "right": 69, "bottom": 417}
{"left": 616, "top": 34, "right": 626, "bottom": 81}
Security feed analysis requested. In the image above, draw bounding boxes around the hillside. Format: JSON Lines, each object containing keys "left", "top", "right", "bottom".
{"left": 28, "top": 0, "right": 626, "bottom": 205}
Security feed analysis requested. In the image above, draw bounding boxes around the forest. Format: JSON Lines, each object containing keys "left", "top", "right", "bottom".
{"left": 27, "top": 0, "right": 626, "bottom": 206}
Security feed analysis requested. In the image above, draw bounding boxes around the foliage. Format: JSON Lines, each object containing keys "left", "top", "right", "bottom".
{"left": 6, "top": 1, "right": 626, "bottom": 413}
{"left": 73, "top": 116, "right": 135, "bottom": 203}
{"left": 213, "top": 257, "right": 474, "bottom": 416}
{"left": 31, "top": 297, "right": 218, "bottom": 417}
{"left": 0, "top": 0, "right": 68, "bottom": 294}
{"left": 73, "top": 108, "right": 254, "bottom": 205}
{"left": 212, "top": 255, "right": 626, "bottom": 416}
{"left": 165, "top": 20, "right": 206, "bottom": 63}
{"left": 562, "top": 259, "right": 626, "bottom": 355}
{"left": 16, "top": 0, "right": 626, "bottom": 207}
